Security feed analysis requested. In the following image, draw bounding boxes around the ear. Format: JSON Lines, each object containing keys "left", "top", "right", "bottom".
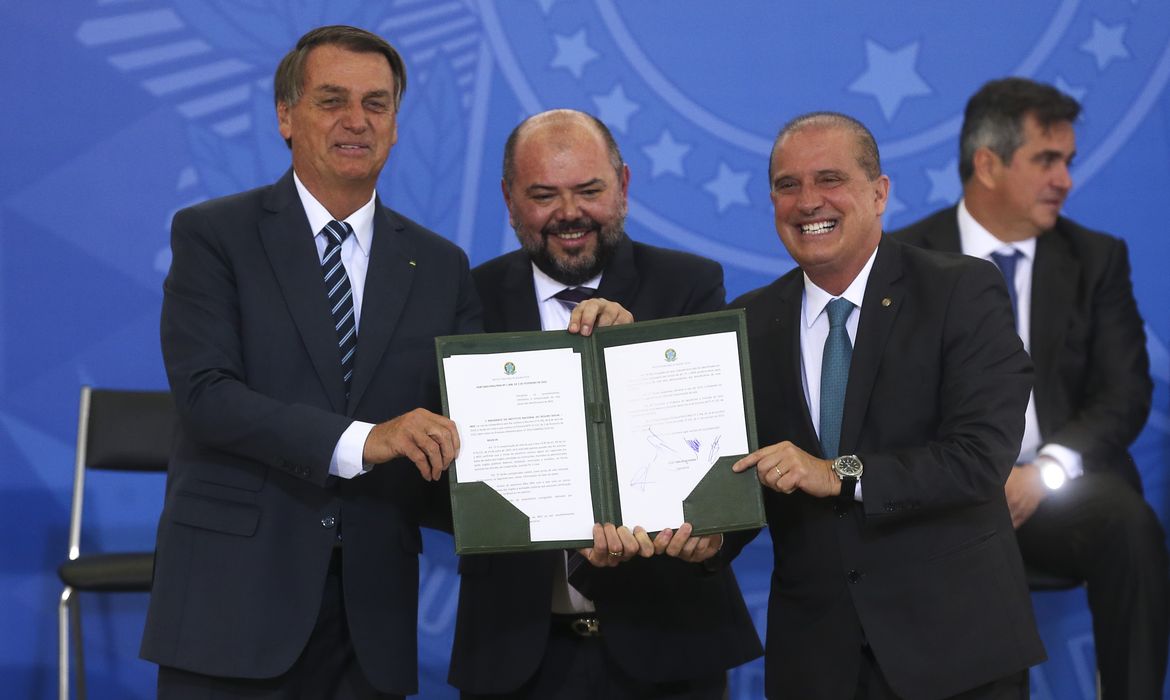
{"left": 277, "top": 101, "right": 293, "bottom": 142}
{"left": 619, "top": 163, "right": 631, "bottom": 200}
{"left": 972, "top": 147, "right": 1001, "bottom": 190}
{"left": 501, "top": 179, "right": 516, "bottom": 226}
{"left": 872, "top": 174, "right": 891, "bottom": 216}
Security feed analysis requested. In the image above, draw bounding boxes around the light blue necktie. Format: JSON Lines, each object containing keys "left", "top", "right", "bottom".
{"left": 990, "top": 249, "right": 1021, "bottom": 320}
{"left": 819, "top": 297, "right": 854, "bottom": 458}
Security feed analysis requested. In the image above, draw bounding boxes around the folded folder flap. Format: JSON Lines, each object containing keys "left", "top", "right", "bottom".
{"left": 451, "top": 481, "right": 532, "bottom": 555}
{"left": 682, "top": 454, "right": 765, "bottom": 535}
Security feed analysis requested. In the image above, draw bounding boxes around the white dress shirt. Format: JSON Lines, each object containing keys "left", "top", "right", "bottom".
{"left": 293, "top": 173, "right": 377, "bottom": 479}
{"left": 956, "top": 200, "right": 1083, "bottom": 479}
{"left": 530, "top": 263, "right": 604, "bottom": 614}
{"left": 798, "top": 246, "right": 877, "bottom": 501}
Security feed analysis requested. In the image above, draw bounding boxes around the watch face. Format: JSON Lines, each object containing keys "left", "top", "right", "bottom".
{"left": 834, "top": 455, "right": 863, "bottom": 478}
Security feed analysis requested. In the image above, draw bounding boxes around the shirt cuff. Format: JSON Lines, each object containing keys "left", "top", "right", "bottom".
{"left": 1037, "top": 443, "right": 1084, "bottom": 480}
{"left": 854, "top": 479, "right": 864, "bottom": 502}
{"left": 330, "top": 421, "right": 376, "bottom": 479}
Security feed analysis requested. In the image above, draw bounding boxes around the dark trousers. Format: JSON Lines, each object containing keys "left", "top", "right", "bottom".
{"left": 1016, "top": 471, "right": 1170, "bottom": 700}
{"left": 855, "top": 645, "right": 1028, "bottom": 700}
{"left": 158, "top": 549, "right": 402, "bottom": 700}
{"left": 460, "top": 625, "right": 726, "bottom": 700}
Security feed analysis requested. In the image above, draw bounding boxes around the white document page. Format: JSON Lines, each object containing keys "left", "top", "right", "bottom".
{"left": 443, "top": 348, "right": 595, "bottom": 541}
{"left": 604, "top": 331, "right": 749, "bottom": 531}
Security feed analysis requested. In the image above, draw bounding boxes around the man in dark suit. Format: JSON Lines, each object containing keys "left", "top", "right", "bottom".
{"left": 449, "top": 109, "right": 762, "bottom": 699}
{"left": 893, "top": 77, "right": 1169, "bottom": 699}
{"left": 140, "top": 29, "right": 621, "bottom": 698}
{"left": 727, "top": 112, "right": 1045, "bottom": 699}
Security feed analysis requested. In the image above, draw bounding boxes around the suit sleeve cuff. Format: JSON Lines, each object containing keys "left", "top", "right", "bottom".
{"left": 1038, "top": 443, "right": 1083, "bottom": 480}
{"left": 330, "top": 421, "right": 376, "bottom": 479}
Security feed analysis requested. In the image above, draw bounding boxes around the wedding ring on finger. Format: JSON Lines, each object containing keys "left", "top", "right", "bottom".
{"left": 773, "top": 466, "right": 784, "bottom": 480}
{"left": 608, "top": 550, "right": 622, "bottom": 557}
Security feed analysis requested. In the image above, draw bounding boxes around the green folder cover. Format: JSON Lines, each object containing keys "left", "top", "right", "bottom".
{"left": 435, "top": 308, "right": 763, "bottom": 555}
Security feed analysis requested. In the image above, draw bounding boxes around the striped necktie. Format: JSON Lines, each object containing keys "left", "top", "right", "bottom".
{"left": 321, "top": 220, "right": 357, "bottom": 398}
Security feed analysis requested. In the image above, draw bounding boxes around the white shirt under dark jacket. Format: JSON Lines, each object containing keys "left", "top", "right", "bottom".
{"left": 531, "top": 263, "right": 603, "bottom": 614}
{"left": 293, "top": 172, "right": 376, "bottom": 480}
{"left": 956, "top": 200, "right": 1083, "bottom": 480}
{"left": 798, "top": 246, "right": 876, "bottom": 502}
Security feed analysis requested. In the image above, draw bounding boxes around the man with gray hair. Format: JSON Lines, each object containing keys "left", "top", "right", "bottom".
{"left": 141, "top": 28, "right": 622, "bottom": 698}
{"left": 894, "top": 76, "right": 1169, "bottom": 699}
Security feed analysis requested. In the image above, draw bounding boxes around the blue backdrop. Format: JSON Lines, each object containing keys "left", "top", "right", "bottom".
{"left": 2, "top": 1, "right": 1168, "bottom": 698}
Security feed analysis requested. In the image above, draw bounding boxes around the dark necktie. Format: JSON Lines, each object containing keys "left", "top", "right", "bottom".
{"left": 552, "top": 286, "right": 596, "bottom": 603}
{"left": 321, "top": 220, "right": 357, "bottom": 398}
{"left": 553, "top": 286, "right": 596, "bottom": 311}
{"left": 819, "top": 297, "right": 854, "bottom": 458}
{"left": 990, "top": 249, "right": 1021, "bottom": 320}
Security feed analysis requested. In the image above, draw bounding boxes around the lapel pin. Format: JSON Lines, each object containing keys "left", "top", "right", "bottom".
{"left": 881, "top": 297, "right": 893, "bottom": 307}
{"left": 409, "top": 260, "right": 417, "bottom": 267}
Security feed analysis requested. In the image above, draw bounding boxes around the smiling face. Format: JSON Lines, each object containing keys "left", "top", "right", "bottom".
{"left": 980, "top": 113, "right": 1075, "bottom": 241}
{"left": 769, "top": 124, "right": 889, "bottom": 294}
{"left": 277, "top": 44, "right": 398, "bottom": 215}
{"left": 503, "top": 115, "right": 629, "bottom": 286}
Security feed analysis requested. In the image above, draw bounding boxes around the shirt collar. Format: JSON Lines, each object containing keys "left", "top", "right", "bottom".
{"left": 531, "top": 262, "right": 603, "bottom": 303}
{"left": 957, "top": 199, "right": 1036, "bottom": 262}
{"left": 293, "top": 171, "right": 376, "bottom": 257}
{"left": 802, "top": 244, "right": 877, "bottom": 328}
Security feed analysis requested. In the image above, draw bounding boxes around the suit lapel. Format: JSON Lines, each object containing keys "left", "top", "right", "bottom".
{"left": 499, "top": 253, "right": 542, "bottom": 332}
{"left": 259, "top": 171, "right": 348, "bottom": 413}
{"left": 594, "top": 237, "right": 638, "bottom": 308}
{"left": 347, "top": 202, "right": 417, "bottom": 413}
{"left": 1029, "top": 230, "right": 1078, "bottom": 408}
{"left": 756, "top": 273, "right": 818, "bottom": 450}
{"left": 840, "top": 238, "right": 904, "bottom": 455}
{"left": 920, "top": 208, "right": 962, "bottom": 254}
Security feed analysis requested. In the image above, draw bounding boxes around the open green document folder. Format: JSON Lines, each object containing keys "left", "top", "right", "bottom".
{"left": 435, "top": 309, "right": 764, "bottom": 555}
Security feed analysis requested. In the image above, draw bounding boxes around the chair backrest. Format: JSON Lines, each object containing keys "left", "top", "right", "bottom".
{"left": 81, "top": 388, "right": 175, "bottom": 472}
{"left": 67, "top": 386, "right": 175, "bottom": 560}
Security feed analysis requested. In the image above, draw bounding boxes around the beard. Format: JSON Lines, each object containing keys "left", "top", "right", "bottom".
{"left": 516, "top": 214, "right": 626, "bottom": 286}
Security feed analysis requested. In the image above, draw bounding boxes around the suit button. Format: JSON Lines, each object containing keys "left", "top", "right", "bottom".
{"left": 834, "top": 503, "right": 847, "bottom": 518}
{"left": 321, "top": 516, "right": 336, "bottom": 529}
{"left": 884, "top": 502, "right": 896, "bottom": 512}
{"left": 847, "top": 570, "right": 863, "bottom": 584}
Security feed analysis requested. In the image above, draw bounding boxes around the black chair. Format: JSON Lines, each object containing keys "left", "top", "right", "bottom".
{"left": 57, "top": 386, "right": 175, "bottom": 700}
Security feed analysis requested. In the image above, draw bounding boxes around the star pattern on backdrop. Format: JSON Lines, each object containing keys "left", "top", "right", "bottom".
{"left": 703, "top": 162, "right": 751, "bottom": 212}
{"left": 1079, "top": 19, "right": 1129, "bottom": 70}
{"left": 550, "top": 29, "right": 598, "bottom": 79}
{"left": 848, "top": 39, "right": 932, "bottom": 121}
{"left": 642, "top": 129, "right": 691, "bottom": 178}
{"left": 925, "top": 159, "right": 960, "bottom": 204}
{"left": 536, "top": 0, "right": 559, "bottom": 15}
{"left": 592, "top": 84, "right": 640, "bottom": 133}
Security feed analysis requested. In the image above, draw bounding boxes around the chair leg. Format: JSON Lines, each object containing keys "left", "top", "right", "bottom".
{"left": 58, "top": 586, "right": 87, "bottom": 700}
{"left": 58, "top": 587, "right": 71, "bottom": 700}
{"left": 71, "top": 593, "right": 85, "bottom": 700}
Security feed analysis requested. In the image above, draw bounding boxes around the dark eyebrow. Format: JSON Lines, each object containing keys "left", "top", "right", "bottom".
{"left": 312, "top": 85, "right": 392, "bottom": 101}
{"left": 524, "top": 178, "right": 607, "bottom": 195}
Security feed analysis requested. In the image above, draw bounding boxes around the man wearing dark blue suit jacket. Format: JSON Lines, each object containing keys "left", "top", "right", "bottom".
{"left": 449, "top": 110, "right": 761, "bottom": 699}
{"left": 893, "top": 77, "right": 1169, "bottom": 699}
{"left": 140, "top": 26, "right": 480, "bottom": 698}
{"left": 727, "top": 112, "right": 1045, "bottom": 699}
